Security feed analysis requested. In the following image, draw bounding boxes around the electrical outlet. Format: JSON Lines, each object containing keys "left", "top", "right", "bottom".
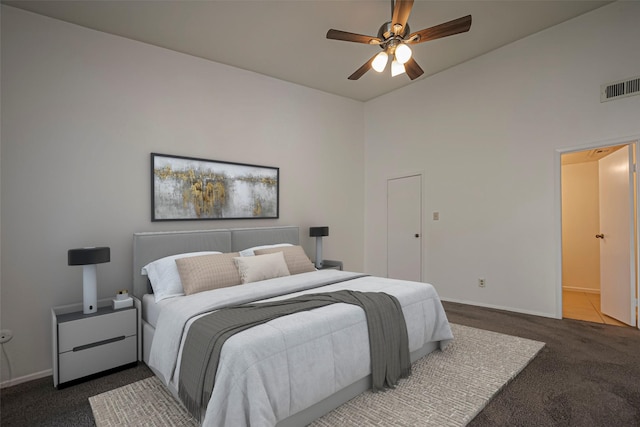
{"left": 0, "top": 329, "right": 13, "bottom": 344}
{"left": 478, "top": 279, "right": 486, "bottom": 288}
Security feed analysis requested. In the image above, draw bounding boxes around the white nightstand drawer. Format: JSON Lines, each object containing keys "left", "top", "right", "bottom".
{"left": 58, "top": 335, "right": 136, "bottom": 384}
{"left": 53, "top": 303, "right": 138, "bottom": 387}
{"left": 58, "top": 308, "right": 136, "bottom": 353}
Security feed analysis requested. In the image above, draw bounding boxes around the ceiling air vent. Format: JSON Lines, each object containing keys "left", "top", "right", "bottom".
{"left": 601, "top": 76, "right": 640, "bottom": 102}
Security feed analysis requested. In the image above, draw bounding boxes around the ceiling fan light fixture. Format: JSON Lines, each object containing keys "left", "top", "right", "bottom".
{"left": 395, "top": 43, "right": 412, "bottom": 64}
{"left": 372, "top": 51, "right": 389, "bottom": 72}
{"left": 326, "top": 1, "right": 471, "bottom": 81}
{"left": 391, "top": 58, "right": 406, "bottom": 77}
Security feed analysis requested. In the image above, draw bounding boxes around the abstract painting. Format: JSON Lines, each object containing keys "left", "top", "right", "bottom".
{"left": 151, "top": 153, "right": 279, "bottom": 221}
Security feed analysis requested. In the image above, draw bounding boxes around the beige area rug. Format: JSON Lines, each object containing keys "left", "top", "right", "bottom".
{"left": 90, "top": 324, "right": 544, "bottom": 427}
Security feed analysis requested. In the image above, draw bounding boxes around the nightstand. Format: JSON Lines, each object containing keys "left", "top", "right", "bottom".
{"left": 319, "top": 260, "right": 343, "bottom": 270}
{"left": 52, "top": 301, "right": 137, "bottom": 388}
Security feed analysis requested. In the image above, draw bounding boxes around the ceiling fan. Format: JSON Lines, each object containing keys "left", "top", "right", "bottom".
{"left": 326, "top": 0, "right": 472, "bottom": 80}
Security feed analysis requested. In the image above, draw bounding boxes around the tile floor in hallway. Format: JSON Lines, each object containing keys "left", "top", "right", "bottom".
{"left": 563, "top": 289, "right": 629, "bottom": 327}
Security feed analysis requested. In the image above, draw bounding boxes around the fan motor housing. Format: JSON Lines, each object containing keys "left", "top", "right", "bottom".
{"left": 377, "top": 21, "right": 410, "bottom": 42}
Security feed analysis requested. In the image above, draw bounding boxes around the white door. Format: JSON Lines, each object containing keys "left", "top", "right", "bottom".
{"left": 387, "top": 175, "right": 422, "bottom": 281}
{"left": 599, "top": 145, "right": 636, "bottom": 326}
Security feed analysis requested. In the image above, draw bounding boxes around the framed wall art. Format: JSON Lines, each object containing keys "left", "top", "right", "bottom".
{"left": 151, "top": 153, "right": 279, "bottom": 221}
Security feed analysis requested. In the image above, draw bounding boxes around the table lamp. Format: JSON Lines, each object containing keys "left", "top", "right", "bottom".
{"left": 68, "top": 247, "right": 110, "bottom": 314}
{"left": 309, "top": 226, "right": 329, "bottom": 268}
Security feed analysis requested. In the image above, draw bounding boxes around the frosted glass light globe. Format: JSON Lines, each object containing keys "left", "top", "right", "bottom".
{"left": 391, "top": 59, "right": 406, "bottom": 76}
{"left": 372, "top": 51, "right": 388, "bottom": 72}
{"left": 395, "top": 43, "right": 412, "bottom": 64}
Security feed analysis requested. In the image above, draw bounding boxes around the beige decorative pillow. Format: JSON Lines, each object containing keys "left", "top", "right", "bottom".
{"left": 233, "top": 252, "right": 291, "bottom": 284}
{"left": 175, "top": 252, "right": 241, "bottom": 295}
{"left": 141, "top": 251, "right": 222, "bottom": 302}
{"left": 254, "top": 245, "right": 316, "bottom": 275}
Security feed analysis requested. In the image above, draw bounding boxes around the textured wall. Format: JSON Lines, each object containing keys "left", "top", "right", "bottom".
{"left": 1, "top": 6, "right": 364, "bottom": 382}
{"left": 364, "top": 2, "right": 640, "bottom": 317}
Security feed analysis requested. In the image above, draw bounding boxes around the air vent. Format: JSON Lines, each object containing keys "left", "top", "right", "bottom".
{"left": 601, "top": 76, "right": 640, "bottom": 102}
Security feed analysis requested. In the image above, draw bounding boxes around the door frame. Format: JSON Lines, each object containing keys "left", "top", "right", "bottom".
{"left": 386, "top": 171, "right": 424, "bottom": 281}
{"left": 555, "top": 134, "right": 640, "bottom": 328}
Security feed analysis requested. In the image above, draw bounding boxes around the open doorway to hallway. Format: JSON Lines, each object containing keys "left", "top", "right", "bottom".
{"left": 563, "top": 289, "right": 628, "bottom": 325}
{"left": 560, "top": 142, "right": 638, "bottom": 327}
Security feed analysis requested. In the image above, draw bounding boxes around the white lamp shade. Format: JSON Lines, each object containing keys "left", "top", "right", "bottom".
{"left": 372, "top": 51, "right": 388, "bottom": 72}
{"left": 391, "top": 59, "right": 406, "bottom": 76}
{"left": 395, "top": 43, "right": 412, "bottom": 64}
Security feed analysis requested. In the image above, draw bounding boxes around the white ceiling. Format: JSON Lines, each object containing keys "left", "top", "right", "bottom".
{"left": 3, "top": 0, "right": 612, "bottom": 101}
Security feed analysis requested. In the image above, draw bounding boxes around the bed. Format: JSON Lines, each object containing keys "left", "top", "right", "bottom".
{"left": 133, "top": 226, "right": 453, "bottom": 427}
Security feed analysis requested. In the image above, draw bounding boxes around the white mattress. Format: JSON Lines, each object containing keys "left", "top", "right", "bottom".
{"left": 148, "top": 270, "right": 453, "bottom": 427}
{"left": 142, "top": 293, "right": 164, "bottom": 328}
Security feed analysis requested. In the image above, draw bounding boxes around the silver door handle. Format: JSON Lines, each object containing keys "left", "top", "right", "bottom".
{"left": 595, "top": 234, "right": 604, "bottom": 239}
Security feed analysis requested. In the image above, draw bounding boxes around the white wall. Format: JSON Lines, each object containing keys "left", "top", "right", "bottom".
{"left": 0, "top": 6, "right": 364, "bottom": 383}
{"left": 364, "top": 1, "right": 640, "bottom": 317}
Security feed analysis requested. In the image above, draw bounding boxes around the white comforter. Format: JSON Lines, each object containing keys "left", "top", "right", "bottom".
{"left": 148, "top": 270, "right": 453, "bottom": 427}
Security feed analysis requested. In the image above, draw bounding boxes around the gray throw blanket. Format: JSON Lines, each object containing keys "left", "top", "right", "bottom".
{"left": 178, "top": 290, "right": 411, "bottom": 422}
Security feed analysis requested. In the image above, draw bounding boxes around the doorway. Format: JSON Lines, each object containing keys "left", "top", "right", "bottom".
{"left": 387, "top": 174, "right": 422, "bottom": 281}
{"left": 560, "top": 142, "right": 638, "bottom": 327}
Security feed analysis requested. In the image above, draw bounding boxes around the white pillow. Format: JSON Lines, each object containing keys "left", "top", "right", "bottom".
{"left": 238, "top": 243, "right": 293, "bottom": 257}
{"left": 142, "top": 251, "right": 222, "bottom": 302}
{"left": 233, "top": 252, "right": 291, "bottom": 284}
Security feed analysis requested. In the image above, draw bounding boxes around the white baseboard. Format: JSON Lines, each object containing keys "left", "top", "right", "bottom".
{"left": 440, "top": 297, "right": 559, "bottom": 319}
{"left": 562, "top": 286, "right": 600, "bottom": 294}
{"left": 0, "top": 368, "right": 51, "bottom": 389}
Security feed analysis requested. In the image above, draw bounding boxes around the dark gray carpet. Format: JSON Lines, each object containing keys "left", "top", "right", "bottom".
{"left": 1, "top": 301, "right": 639, "bottom": 426}
{"left": 0, "top": 364, "right": 153, "bottom": 426}
{"left": 444, "top": 301, "right": 640, "bottom": 426}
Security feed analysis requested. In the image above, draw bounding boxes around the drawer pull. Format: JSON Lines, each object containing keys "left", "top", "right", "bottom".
{"left": 73, "top": 335, "right": 126, "bottom": 352}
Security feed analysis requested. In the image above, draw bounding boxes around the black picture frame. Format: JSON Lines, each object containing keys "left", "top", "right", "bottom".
{"left": 151, "top": 153, "right": 279, "bottom": 221}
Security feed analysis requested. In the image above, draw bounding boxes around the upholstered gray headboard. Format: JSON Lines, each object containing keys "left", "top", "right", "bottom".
{"left": 132, "top": 226, "right": 300, "bottom": 299}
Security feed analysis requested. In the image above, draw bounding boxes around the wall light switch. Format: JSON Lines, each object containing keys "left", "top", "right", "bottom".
{"left": 433, "top": 212, "right": 440, "bottom": 221}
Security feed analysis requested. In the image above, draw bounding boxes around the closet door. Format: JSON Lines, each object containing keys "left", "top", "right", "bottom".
{"left": 387, "top": 174, "right": 422, "bottom": 281}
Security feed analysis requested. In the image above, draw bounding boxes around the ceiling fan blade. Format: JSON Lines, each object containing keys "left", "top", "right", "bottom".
{"left": 391, "top": 0, "right": 414, "bottom": 36}
{"left": 326, "top": 29, "right": 382, "bottom": 45}
{"left": 348, "top": 54, "right": 378, "bottom": 80}
{"left": 406, "top": 15, "right": 472, "bottom": 44}
{"left": 404, "top": 57, "right": 424, "bottom": 80}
